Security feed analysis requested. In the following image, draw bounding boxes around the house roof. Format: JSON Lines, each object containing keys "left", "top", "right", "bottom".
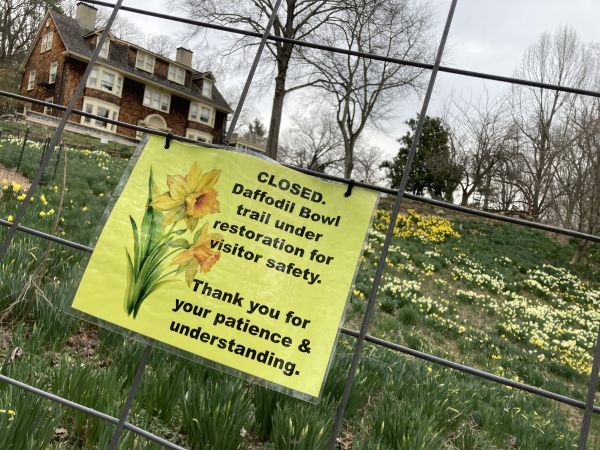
{"left": 48, "top": 10, "right": 232, "bottom": 113}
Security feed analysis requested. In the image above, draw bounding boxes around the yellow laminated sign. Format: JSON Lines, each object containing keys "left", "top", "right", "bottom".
{"left": 71, "top": 136, "right": 378, "bottom": 400}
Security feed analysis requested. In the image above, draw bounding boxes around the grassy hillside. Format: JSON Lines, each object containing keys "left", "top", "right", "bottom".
{"left": 1, "top": 141, "right": 600, "bottom": 449}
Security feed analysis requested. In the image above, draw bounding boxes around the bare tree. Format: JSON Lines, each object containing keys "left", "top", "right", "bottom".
{"left": 174, "top": 0, "right": 341, "bottom": 160}
{"left": 550, "top": 48, "right": 600, "bottom": 264}
{"left": 445, "top": 90, "right": 511, "bottom": 207}
{"left": 0, "top": 0, "right": 62, "bottom": 66}
{"left": 353, "top": 143, "right": 384, "bottom": 184}
{"left": 491, "top": 157, "right": 522, "bottom": 211}
{"left": 510, "top": 27, "right": 590, "bottom": 220}
{"left": 144, "top": 34, "right": 178, "bottom": 58}
{"left": 280, "top": 109, "right": 344, "bottom": 173}
{"left": 301, "top": 0, "right": 433, "bottom": 178}
{"left": 95, "top": 7, "right": 143, "bottom": 43}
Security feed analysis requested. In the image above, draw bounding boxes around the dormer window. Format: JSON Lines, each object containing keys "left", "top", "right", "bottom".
{"left": 98, "top": 40, "right": 110, "bottom": 59}
{"left": 202, "top": 80, "right": 212, "bottom": 98}
{"left": 40, "top": 32, "right": 53, "bottom": 53}
{"left": 136, "top": 50, "right": 155, "bottom": 73}
{"left": 168, "top": 64, "right": 185, "bottom": 85}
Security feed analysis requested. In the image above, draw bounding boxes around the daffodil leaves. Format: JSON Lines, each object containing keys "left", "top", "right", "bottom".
{"left": 124, "top": 166, "right": 223, "bottom": 317}
{"left": 168, "top": 239, "right": 191, "bottom": 249}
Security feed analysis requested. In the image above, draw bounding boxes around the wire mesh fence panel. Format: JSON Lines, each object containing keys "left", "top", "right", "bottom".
{"left": 0, "top": 0, "right": 600, "bottom": 449}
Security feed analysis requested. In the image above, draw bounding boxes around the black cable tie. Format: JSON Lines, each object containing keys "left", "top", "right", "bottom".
{"left": 344, "top": 179, "right": 355, "bottom": 197}
{"left": 164, "top": 132, "right": 173, "bottom": 149}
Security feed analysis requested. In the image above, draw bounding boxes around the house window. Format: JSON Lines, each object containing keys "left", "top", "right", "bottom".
{"left": 80, "top": 97, "right": 120, "bottom": 132}
{"left": 202, "top": 80, "right": 212, "bottom": 98}
{"left": 49, "top": 62, "right": 58, "bottom": 84}
{"left": 189, "top": 102, "right": 214, "bottom": 127}
{"left": 186, "top": 128, "right": 212, "bottom": 143}
{"left": 27, "top": 69, "right": 36, "bottom": 90}
{"left": 168, "top": 64, "right": 185, "bottom": 85}
{"left": 98, "top": 40, "right": 110, "bottom": 59}
{"left": 43, "top": 97, "right": 54, "bottom": 115}
{"left": 40, "top": 32, "right": 53, "bottom": 53}
{"left": 100, "top": 71, "right": 115, "bottom": 91}
{"left": 86, "top": 65, "right": 124, "bottom": 97}
{"left": 135, "top": 51, "right": 155, "bottom": 73}
{"left": 143, "top": 86, "right": 170, "bottom": 113}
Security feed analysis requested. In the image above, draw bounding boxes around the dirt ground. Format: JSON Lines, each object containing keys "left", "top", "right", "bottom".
{"left": 0, "top": 164, "right": 30, "bottom": 189}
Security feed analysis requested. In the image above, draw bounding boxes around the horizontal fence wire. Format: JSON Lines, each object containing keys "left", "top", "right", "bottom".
{"left": 0, "top": 374, "right": 186, "bottom": 450}
{"left": 1, "top": 0, "right": 600, "bottom": 448}
{"left": 3, "top": 90, "right": 600, "bottom": 245}
{"left": 0, "top": 216, "right": 599, "bottom": 417}
{"left": 83, "top": 0, "right": 600, "bottom": 99}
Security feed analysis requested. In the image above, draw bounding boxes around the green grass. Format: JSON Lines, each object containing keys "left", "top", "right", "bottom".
{"left": 1, "top": 140, "right": 600, "bottom": 448}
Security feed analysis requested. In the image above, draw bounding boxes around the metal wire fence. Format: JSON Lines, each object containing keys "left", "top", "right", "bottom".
{"left": 0, "top": 0, "right": 599, "bottom": 448}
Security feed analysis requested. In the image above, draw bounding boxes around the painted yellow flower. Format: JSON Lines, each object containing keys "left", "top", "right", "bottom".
{"left": 152, "top": 163, "right": 221, "bottom": 232}
{"left": 171, "top": 223, "right": 223, "bottom": 286}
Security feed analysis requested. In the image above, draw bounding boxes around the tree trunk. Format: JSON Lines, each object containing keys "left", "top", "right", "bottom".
{"left": 482, "top": 173, "right": 492, "bottom": 210}
{"left": 266, "top": 74, "right": 286, "bottom": 160}
{"left": 460, "top": 189, "right": 471, "bottom": 206}
{"left": 570, "top": 240, "right": 590, "bottom": 265}
{"left": 344, "top": 139, "right": 355, "bottom": 179}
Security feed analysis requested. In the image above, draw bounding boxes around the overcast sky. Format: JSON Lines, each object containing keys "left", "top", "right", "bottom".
{"left": 106, "top": 0, "right": 600, "bottom": 158}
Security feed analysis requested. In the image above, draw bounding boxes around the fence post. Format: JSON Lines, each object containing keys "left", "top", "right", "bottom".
{"left": 15, "top": 126, "right": 29, "bottom": 172}
{"left": 108, "top": 345, "right": 152, "bottom": 450}
{"left": 40, "top": 138, "right": 51, "bottom": 184}
{"left": 53, "top": 142, "right": 64, "bottom": 182}
{"left": 326, "top": 1, "right": 459, "bottom": 448}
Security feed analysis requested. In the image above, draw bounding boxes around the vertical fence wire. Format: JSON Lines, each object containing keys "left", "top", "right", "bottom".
{"left": 326, "top": 1, "right": 459, "bottom": 447}
{"left": 224, "top": 0, "right": 285, "bottom": 143}
{"left": 108, "top": 346, "right": 153, "bottom": 450}
{"left": 578, "top": 324, "right": 600, "bottom": 449}
{"left": 0, "top": 0, "right": 124, "bottom": 263}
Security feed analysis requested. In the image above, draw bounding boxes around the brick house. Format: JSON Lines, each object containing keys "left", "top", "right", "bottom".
{"left": 19, "top": 2, "right": 232, "bottom": 144}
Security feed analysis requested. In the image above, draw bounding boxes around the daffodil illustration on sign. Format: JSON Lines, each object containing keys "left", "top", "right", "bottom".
{"left": 152, "top": 162, "right": 221, "bottom": 231}
{"left": 124, "top": 164, "right": 223, "bottom": 318}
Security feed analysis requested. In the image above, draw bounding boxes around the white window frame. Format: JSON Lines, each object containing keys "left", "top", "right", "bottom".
{"left": 43, "top": 97, "right": 54, "bottom": 115}
{"left": 40, "top": 32, "right": 53, "bottom": 53}
{"left": 135, "top": 50, "right": 155, "bottom": 73}
{"left": 27, "top": 69, "right": 36, "bottom": 90}
{"left": 80, "top": 96, "right": 120, "bottom": 133}
{"left": 48, "top": 61, "right": 58, "bottom": 84}
{"left": 202, "top": 80, "right": 212, "bottom": 98}
{"left": 188, "top": 101, "right": 215, "bottom": 127}
{"left": 185, "top": 128, "right": 213, "bottom": 143}
{"left": 168, "top": 64, "right": 186, "bottom": 85}
{"left": 99, "top": 39, "right": 110, "bottom": 59}
{"left": 86, "top": 65, "right": 124, "bottom": 97}
{"left": 143, "top": 86, "right": 171, "bottom": 113}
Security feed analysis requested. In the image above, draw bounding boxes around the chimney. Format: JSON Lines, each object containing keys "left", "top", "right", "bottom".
{"left": 176, "top": 47, "right": 193, "bottom": 68}
{"left": 76, "top": 2, "right": 97, "bottom": 30}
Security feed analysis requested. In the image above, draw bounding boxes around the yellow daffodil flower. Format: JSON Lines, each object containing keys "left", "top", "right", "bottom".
{"left": 170, "top": 223, "right": 223, "bottom": 286}
{"left": 152, "top": 163, "right": 221, "bottom": 232}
